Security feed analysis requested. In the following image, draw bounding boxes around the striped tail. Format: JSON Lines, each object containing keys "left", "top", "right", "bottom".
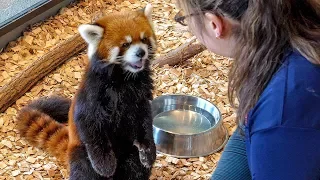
{"left": 16, "top": 96, "right": 71, "bottom": 164}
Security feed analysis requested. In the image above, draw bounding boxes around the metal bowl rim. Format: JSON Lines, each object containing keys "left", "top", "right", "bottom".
{"left": 152, "top": 93, "right": 223, "bottom": 136}
{"left": 154, "top": 124, "right": 229, "bottom": 158}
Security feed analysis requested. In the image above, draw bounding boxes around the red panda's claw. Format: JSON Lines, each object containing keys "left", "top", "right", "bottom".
{"left": 134, "top": 140, "right": 156, "bottom": 168}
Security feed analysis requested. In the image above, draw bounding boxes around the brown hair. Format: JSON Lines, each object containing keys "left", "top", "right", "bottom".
{"left": 177, "top": 0, "right": 320, "bottom": 125}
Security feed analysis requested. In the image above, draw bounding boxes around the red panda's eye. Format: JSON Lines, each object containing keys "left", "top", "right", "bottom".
{"left": 122, "top": 43, "right": 130, "bottom": 48}
{"left": 141, "top": 37, "right": 148, "bottom": 43}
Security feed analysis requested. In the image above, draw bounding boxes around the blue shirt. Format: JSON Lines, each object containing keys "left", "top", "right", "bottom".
{"left": 245, "top": 50, "right": 320, "bottom": 180}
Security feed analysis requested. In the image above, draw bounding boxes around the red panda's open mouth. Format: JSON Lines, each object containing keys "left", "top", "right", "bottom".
{"left": 128, "top": 60, "right": 144, "bottom": 69}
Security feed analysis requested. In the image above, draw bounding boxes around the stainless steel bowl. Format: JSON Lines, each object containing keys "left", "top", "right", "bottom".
{"left": 152, "top": 94, "right": 228, "bottom": 158}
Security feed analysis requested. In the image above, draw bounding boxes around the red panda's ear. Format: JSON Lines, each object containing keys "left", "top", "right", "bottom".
{"left": 78, "top": 24, "right": 104, "bottom": 45}
{"left": 143, "top": 3, "right": 153, "bottom": 24}
{"left": 144, "top": 3, "right": 152, "bottom": 19}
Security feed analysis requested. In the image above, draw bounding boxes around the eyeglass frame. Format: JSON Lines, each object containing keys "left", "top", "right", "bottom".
{"left": 174, "top": 10, "right": 203, "bottom": 26}
{"left": 174, "top": 9, "right": 224, "bottom": 26}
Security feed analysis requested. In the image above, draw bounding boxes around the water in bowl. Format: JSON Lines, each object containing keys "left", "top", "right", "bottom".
{"left": 153, "top": 106, "right": 213, "bottom": 135}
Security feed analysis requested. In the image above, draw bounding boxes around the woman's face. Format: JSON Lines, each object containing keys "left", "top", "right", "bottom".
{"left": 186, "top": 11, "right": 239, "bottom": 58}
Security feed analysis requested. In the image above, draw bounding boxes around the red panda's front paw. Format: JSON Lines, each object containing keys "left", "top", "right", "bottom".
{"left": 138, "top": 147, "right": 153, "bottom": 168}
{"left": 86, "top": 144, "right": 117, "bottom": 177}
{"left": 134, "top": 140, "right": 156, "bottom": 168}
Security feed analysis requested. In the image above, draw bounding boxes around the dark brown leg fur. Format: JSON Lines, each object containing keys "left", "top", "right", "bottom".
{"left": 69, "top": 145, "right": 112, "bottom": 180}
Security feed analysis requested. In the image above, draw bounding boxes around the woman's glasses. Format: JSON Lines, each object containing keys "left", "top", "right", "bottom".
{"left": 174, "top": 9, "right": 223, "bottom": 26}
{"left": 174, "top": 10, "right": 202, "bottom": 26}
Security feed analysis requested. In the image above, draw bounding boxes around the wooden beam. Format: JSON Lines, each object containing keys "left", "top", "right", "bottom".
{"left": 0, "top": 34, "right": 206, "bottom": 113}
{"left": 0, "top": 34, "right": 86, "bottom": 113}
{"left": 152, "top": 43, "right": 206, "bottom": 67}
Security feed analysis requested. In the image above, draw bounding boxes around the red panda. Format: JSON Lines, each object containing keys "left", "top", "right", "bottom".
{"left": 16, "top": 4, "right": 157, "bottom": 180}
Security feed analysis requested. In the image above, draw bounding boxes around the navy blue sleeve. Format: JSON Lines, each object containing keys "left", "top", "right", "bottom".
{"left": 249, "top": 127, "right": 320, "bottom": 180}
{"left": 211, "top": 127, "right": 251, "bottom": 180}
{"left": 246, "top": 51, "right": 320, "bottom": 180}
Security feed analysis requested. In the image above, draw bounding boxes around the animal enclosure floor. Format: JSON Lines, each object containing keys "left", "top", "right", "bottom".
{"left": 0, "top": 0, "right": 237, "bottom": 179}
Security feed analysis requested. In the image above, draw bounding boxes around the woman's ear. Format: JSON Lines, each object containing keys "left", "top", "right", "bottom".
{"left": 204, "top": 12, "right": 223, "bottom": 38}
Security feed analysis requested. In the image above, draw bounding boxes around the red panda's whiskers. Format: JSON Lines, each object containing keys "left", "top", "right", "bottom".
{"left": 101, "top": 59, "right": 121, "bottom": 65}
{"left": 130, "top": 72, "right": 135, "bottom": 80}
{"left": 124, "top": 72, "right": 129, "bottom": 81}
{"left": 124, "top": 72, "right": 136, "bottom": 81}
{"left": 124, "top": 71, "right": 134, "bottom": 81}
{"left": 148, "top": 49, "right": 156, "bottom": 53}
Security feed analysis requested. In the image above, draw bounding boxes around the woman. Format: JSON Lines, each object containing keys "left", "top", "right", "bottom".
{"left": 174, "top": 0, "right": 320, "bottom": 179}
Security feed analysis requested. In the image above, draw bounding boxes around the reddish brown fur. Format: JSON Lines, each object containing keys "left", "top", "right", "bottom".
{"left": 16, "top": 51, "right": 91, "bottom": 168}
{"left": 16, "top": 8, "right": 155, "bottom": 174}
{"left": 16, "top": 99, "right": 81, "bottom": 167}
{"left": 95, "top": 10, "right": 156, "bottom": 60}
{"left": 16, "top": 107, "right": 69, "bottom": 165}
{"left": 66, "top": 92, "right": 82, "bottom": 161}
{"left": 16, "top": 97, "right": 82, "bottom": 168}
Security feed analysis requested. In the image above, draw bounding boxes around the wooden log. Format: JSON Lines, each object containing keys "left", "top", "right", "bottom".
{"left": 0, "top": 34, "right": 86, "bottom": 113}
{"left": 152, "top": 39, "right": 207, "bottom": 67}
{"left": 0, "top": 34, "right": 205, "bottom": 113}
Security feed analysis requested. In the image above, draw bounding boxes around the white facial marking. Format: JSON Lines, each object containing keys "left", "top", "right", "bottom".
{"left": 108, "top": 47, "right": 120, "bottom": 63}
{"left": 149, "top": 37, "right": 156, "bottom": 49}
{"left": 78, "top": 24, "right": 104, "bottom": 59}
{"left": 124, "top": 43, "right": 148, "bottom": 63}
{"left": 123, "top": 43, "right": 149, "bottom": 73}
{"left": 144, "top": 3, "right": 154, "bottom": 29}
{"left": 125, "top": 36, "right": 132, "bottom": 43}
{"left": 140, "top": 32, "right": 145, "bottom": 39}
{"left": 144, "top": 3, "right": 153, "bottom": 21}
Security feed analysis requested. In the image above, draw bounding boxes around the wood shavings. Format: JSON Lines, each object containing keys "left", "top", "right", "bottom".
{"left": 24, "top": 36, "right": 34, "bottom": 45}
{"left": 26, "top": 157, "right": 37, "bottom": 164}
{"left": 0, "top": 0, "right": 236, "bottom": 179}
{"left": 1, "top": 140, "right": 13, "bottom": 149}
{"left": 12, "top": 54, "right": 19, "bottom": 61}
{"left": 0, "top": 54, "right": 9, "bottom": 60}
{"left": 74, "top": 72, "right": 82, "bottom": 79}
{"left": 11, "top": 170, "right": 21, "bottom": 177}
{"left": 53, "top": 74, "right": 63, "bottom": 83}
{"left": 0, "top": 162, "right": 7, "bottom": 169}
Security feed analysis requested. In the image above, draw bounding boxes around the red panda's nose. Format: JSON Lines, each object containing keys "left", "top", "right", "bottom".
{"left": 136, "top": 48, "right": 146, "bottom": 58}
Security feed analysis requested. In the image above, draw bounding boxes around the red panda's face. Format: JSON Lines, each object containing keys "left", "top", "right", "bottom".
{"left": 78, "top": 4, "right": 156, "bottom": 73}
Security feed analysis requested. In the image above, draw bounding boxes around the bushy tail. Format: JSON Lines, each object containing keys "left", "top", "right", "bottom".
{"left": 16, "top": 96, "right": 71, "bottom": 163}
